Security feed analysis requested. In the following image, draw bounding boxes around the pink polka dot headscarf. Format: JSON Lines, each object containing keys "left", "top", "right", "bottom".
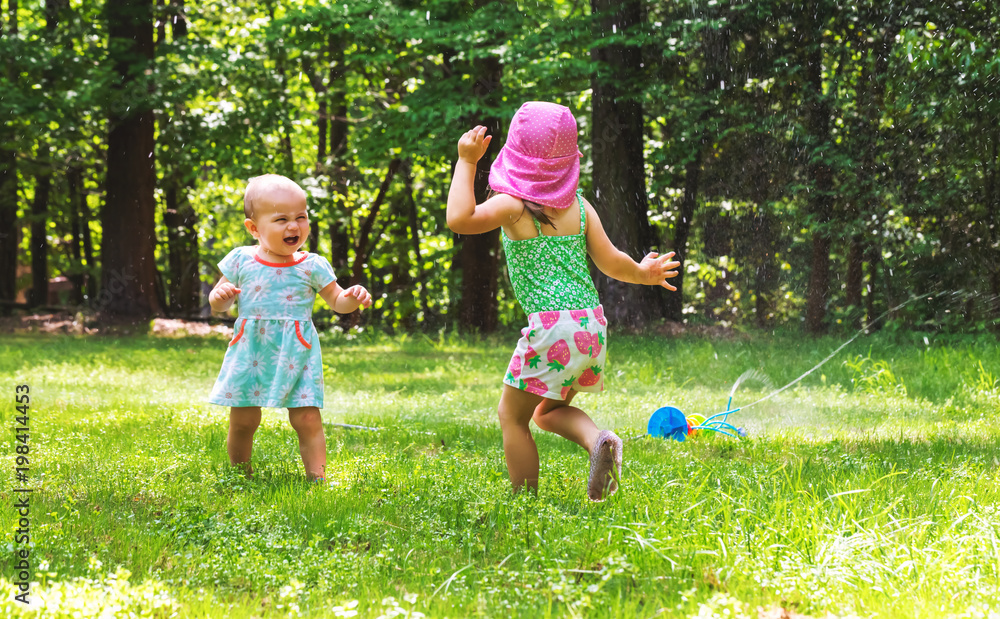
{"left": 488, "top": 101, "right": 583, "bottom": 209}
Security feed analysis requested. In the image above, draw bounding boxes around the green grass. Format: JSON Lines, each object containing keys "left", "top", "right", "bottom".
{"left": 1, "top": 328, "right": 999, "bottom": 617}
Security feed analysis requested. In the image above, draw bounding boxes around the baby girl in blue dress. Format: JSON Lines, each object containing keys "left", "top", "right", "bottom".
{"left": 208, "top": 174, "right": 372, "bottom": 481}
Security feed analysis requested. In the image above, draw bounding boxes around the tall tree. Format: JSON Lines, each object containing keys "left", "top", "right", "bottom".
{"left": 158, "top": 0, "right": 200, "bottom": 315}
{"left": 655, "top": 4, "right": 732, "bottom": 322}
{"left": 455, "top": 47, "right": 502, "bottom": 332}
{"left": 27, "top": 0, "right": 75, "bottom": 308}
{"left": 300, "top": 30, "right": 351, "bottom": 273}
{"left": 262, "top": 0, "right": 295, "bottom": 178}
{"left": 590, "top": 0, "right": 658, "bottom": 328}
{"left": 102, "top": 0, "right": 161, "bottom": 320}
{"left": 28, "top": 155, "right": 51, "bottom": 307}
{"left": 801, "top": 3, "right": 837, "bottom": 334}
{"left": 0, "top": 0, "right": 19, "bottom": 307}
{"left": 843, "top": 13, "right": 899, "bottom": 326}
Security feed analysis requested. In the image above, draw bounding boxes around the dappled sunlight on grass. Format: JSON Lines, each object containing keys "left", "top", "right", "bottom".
{"left": 1, "top": 330, "right": 998, "bottom": 617}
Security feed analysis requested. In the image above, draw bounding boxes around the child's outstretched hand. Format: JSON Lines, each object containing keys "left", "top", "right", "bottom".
{"left": 343, "top": 285, "right": 372, "bottom": 310}
{"left": 209, "top": 282, "right": 241, "bottom": 311}
{"left": 457, "top": 125, "right": 492, "bottom": 164}
{"left": 639, "top": 251, "right": 681, "bottom": 290}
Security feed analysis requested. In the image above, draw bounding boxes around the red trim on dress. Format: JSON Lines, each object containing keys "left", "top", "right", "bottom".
{"left": 294, "top": 321, "right": 312, "bottom": 349}
{"left": 253, "top": 251, "right": 309, "bottom": 267}
{"left": 229, "top": 318, "right": 247, "bottom": 347}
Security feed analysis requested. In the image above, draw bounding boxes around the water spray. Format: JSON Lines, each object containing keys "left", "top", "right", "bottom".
{"left": 647, "top": 292, "right": 937, "bottom": 441}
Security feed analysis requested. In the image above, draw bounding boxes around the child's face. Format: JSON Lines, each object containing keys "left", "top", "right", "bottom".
{"left": 244, "top": 188, "right": 310, "bottom": 259}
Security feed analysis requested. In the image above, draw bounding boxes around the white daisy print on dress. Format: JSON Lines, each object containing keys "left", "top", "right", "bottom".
{"left": 254, "top": 320, "right": 277, "bottom": 347}
{"left": 274, "top": 384, "right": 293, "bottom": 404}
{"left": 290, "top": 385, "right": 316, "bottom": 406}
{"left": 278, "top": 291, "right": 299, "bottom": 315}
{"left": 269, "top": 346, "right": 286, "bottom": 369}
{"left": 242, "top": 274, "right": 272, "bottom": 303}
{"left": 218, "top": 385, "right": 243, "bottom": 404}
{"left": 300, "top": 361, "right": 317, "bottom": 384}
{"left": 244, "top": 350, "right": 268, "bottom": 379}
{"left": 269, "top": 264, "right": 291, "bottom": 284}
{"left": 247, "top": 382, "right": 267, "bottom": 403}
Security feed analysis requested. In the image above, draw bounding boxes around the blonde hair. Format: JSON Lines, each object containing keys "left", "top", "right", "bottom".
{"left": 243, "top": 174, "right": 307, "bottom": 220}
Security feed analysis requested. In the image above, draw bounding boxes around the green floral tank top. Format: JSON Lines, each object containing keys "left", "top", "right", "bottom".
{"left": 501, "top": 193, "right": 600, "bottom": 314}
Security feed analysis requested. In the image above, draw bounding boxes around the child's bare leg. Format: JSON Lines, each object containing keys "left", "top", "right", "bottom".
{"left": 531, "top": 390, "right": 602, "bottom": 452}
{"left": 228, "top": 406, "right": 262, "bottom": 475}
{"left": 288, "top": 406, "right": 326, "bottom": 480}
{"left": 498, "top": 384, "right": 544, "bottom": 493}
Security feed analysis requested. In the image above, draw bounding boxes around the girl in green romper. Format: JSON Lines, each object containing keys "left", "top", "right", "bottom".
{"left": 447, "top": 103, "right": 680, "bottom": 500}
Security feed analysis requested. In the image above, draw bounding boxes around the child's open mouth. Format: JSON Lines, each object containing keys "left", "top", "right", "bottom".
{"left": 283, "top": 235, "right": 300, "bottom": 246}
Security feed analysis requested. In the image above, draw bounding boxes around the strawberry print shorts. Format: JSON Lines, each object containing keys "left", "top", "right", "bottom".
{"left": 503, "top": 305, "right": 608, "bottom": 400}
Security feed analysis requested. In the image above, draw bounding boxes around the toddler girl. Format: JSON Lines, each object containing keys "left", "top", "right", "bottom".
{"left": 208, "top": 174, "right": 372, "bottom": 480}
{"left": 446, "top": 102, "right": 679, "bottom": 500}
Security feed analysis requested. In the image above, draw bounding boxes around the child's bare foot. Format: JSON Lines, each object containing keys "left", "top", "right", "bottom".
{"left": 587, "top": 430, "right": 622, "bottom": 501}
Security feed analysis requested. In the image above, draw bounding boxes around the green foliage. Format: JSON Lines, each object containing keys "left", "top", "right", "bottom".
{"left": 844, "top": 353, "right": 908, "bottom": 396}
{"left": 5, "top": 0, "right": 999, "bottom": 330}
{"left": 1, "top": 330, "right": 999, "bottom": 616}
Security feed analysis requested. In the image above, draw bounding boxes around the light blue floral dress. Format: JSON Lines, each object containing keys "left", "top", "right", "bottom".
{"left": 209, "top": 246, "right": 337, "bottom": 409}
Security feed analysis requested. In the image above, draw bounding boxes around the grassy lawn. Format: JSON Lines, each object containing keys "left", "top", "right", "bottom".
{"left": 1, "top": 327, "right": 998, "bottom": 617}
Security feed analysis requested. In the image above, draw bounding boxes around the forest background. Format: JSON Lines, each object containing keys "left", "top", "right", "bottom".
{"left": 1, "top": 0, "right": 998, "bottom": 334}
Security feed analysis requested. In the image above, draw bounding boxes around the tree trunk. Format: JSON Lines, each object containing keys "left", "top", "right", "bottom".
{"left": 805, "top": 233, "right": 831, "bottom": 333}
{"left": 750, "top": 209, "right": 778, "bottom": 328}
{"left": 68, "top": 165, "right": 85, "bottom": 304}
{"left": 351, "top": 158, "right": 402, "bottom": 285}
{"left": 81, "top": 173, "right": 96, "bottom": 301}
{"left": 848, "top": 23, "right": 895, "bottom": 330}
{"left": 25, "top": 0, "right": 69, "bottom": 308}
{"left": 845, "top": 235, "right": 864, "bottom": 321}
{"left": 29, "top": 169, "right": 51, "bottom": 307}
{"left": 303, "top": 34, "right": 330, "bottom": 255}
{"left": 0, "top": 0, "right": 19, "bottom": 307}
{"left": 803, "top": 38, "right": 834, "bottom": 334}
{"left": 309, "top": 95, "right": 327, "bottom": 254}
{"left": 327, "top": 34, "right": 351, "bottom": 276}
{"left": 456, "top": 228, "right": 500, "bottom": 332}
{"left": 747, "top": 131, "right": 778, "bottom": 328}
{"left": 157, "top": 0, "right": 199, "bottom": 316}
{"left": 865, "top": 244, "right": 880, "bottom": 327}
{"left": 986, "top": 126, "right": 999, "bottom": 322}
{"left": 403, "top": 163, "right": 430, "bottom": 323}
{"left": 102, "top": 0, "right": 162, "bottom": 321}
{"left": 665, "top": 155, "right": 700, "bottom": 321}
{"left": 0, "top": 145, "right": 16, "bottom": 306}
{"left": 590, "top": 0, "right": 658, "bottom": 328}
{"left": 263, "top": 0, "right": 295, "bottom": 177}
{"left": 171, "top": 0, "right": 186, "bottom": 37}
{"left": 163, "top": 185, "right": 182, "bottom": 313}
{"left": 163, "top": 181, "right": 199, "bottom": 314}
{"left": 456, "top": 23, "right": 502, "bottom": 332}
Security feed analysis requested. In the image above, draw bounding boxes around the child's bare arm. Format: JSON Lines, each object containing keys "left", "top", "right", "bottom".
{"left": 209, "top": 276, "right": 241, "bottom": 313}
{"left": 446, "top": 125, "right": 522, "bottom": 234}
{"left": 319, "top": 281, "right": 372, "bottom": 314}
{"left": 584, "top": 201, "right": 680, "bottom": 290}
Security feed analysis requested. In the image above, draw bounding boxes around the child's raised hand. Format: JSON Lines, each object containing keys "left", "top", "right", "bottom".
{"left": 344, "top": 285, "right": 372, "bottom": 310}
{"left": 211, "top": 282, "right": 241, "bottom": 303}
{"left": 457, "top": 125, "right": 492, "bottom": 164}
{"left": 639, "top": 251, "right": 681, "bottom": 290}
